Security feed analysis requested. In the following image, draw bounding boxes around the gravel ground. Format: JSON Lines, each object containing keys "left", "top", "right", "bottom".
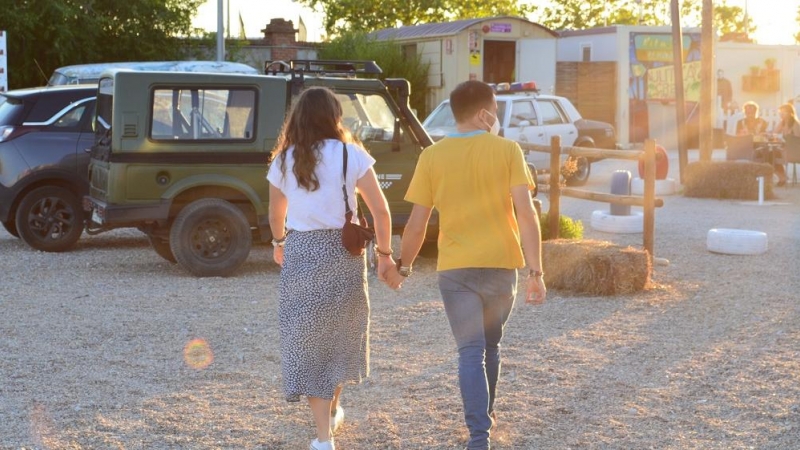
{"left": 1, "top": 151, "right": 799, "bottom": 449}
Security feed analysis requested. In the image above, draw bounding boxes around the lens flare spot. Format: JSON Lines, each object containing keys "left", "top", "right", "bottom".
{"left": 183, "top": 338, "right": 214, "bottom": 370}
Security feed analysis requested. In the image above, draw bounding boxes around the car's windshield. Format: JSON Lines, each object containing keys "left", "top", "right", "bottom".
{"left": 337, "top": 92, "right": 399, "bottom": 142}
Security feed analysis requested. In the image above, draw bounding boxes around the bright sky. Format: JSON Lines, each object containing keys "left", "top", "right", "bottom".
{"left": 193, "top": 0, "right": 326, "bottom": 41}
{"left": 193, "top": 0, "right": 799, "bottom": 45}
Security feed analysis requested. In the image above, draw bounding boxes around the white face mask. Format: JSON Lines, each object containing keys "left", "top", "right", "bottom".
{"left": 482, "top": 109, "right": 500, "bottom": 136}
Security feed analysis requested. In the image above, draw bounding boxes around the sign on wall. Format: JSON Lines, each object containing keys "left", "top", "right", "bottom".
{"left": 629, "top": 32, "right": 702, "bottom": 102}
{"left": 0, "top": 31, "right": 7, "bottom": 92}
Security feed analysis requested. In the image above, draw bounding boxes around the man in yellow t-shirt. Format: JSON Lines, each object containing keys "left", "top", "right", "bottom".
{"left": 397, "top": 80, "right": 546, "bottom": 450}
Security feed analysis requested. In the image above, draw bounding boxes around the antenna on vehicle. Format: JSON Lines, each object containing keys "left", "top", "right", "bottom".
{"left": 33, "top": 59, "right": 50, "bottom": 86}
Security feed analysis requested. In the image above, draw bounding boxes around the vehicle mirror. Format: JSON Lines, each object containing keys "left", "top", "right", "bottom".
{"left": 519, "top": 120, "right": 532, "bottom": 127}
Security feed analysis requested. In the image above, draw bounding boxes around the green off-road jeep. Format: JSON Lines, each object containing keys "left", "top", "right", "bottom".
{"left": 84, "top": 60, "right": 436, "bottom": 277}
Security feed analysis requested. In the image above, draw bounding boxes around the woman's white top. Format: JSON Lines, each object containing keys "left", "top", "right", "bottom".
{"left": 267, "top": 139, "right": 376, "bottom": 231}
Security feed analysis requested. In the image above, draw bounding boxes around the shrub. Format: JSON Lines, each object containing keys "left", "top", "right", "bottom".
{"left": 540, "top": 212, "right": 584, "bottom": 241}
{"left": 320, "top": 32, "right": 430, "bottom": 118}
{"left": 684, "top": 161, "right": 774, "bottom": 200}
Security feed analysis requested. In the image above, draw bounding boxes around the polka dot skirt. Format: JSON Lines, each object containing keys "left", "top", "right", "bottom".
{"left": 278, "top": 229, "right": 370, "bottom": 402}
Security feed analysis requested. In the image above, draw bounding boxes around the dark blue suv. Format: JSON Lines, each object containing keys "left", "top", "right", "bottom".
{"left": 0, "top": 85, "right": 96, "bottom": 251}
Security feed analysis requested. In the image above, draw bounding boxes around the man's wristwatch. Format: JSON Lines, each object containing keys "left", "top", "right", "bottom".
{"left": 396, "top": 258, "right": 412, "bottom": 277}
{"left": 528, "top": 269, "right": 544, "bottom": 278}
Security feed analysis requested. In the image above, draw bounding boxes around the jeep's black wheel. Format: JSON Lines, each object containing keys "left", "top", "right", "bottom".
{"left": 15, "top": 186, "right": 84, "bottom": 252}
{"left": 565, "top": 156, "right": 591, "bottom": 187}
{"left": 2, "top": 220, "right": 19, "bottom": 238}
{"left": 169, "top": 198, "right": 252, "bottom": 277}
{"left": 148, "top": 235, "right": 177, "bottom": 264}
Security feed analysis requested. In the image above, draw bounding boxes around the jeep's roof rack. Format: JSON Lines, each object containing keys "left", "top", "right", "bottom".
{"left": 265, "top": 59, "right": 383, "bottom": 76}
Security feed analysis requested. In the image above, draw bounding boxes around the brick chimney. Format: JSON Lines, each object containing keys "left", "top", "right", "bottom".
{"left": 262, "top": 19, "right": 298, "bottom": 61}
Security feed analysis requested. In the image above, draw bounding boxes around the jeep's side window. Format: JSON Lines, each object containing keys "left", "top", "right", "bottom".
{"left": 336, "top": 93, "right": 402, "bottom": 143}
{"left": 538, "top": 100, "right": 567, "bottom": 126}
{"left": 510, "top": 100, "right": 536, "bottom": 127}
{"left": 150, "top": 88, "right": 256, "bottom": 141}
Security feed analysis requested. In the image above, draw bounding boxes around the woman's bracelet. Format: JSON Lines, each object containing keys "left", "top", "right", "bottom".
{"left": 374, "top": 246, "right": 393, "bottom": 257}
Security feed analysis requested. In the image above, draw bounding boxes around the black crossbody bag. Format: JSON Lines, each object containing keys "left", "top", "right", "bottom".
{"left": 340, "top": 142, "right": 375, "bottom": 256}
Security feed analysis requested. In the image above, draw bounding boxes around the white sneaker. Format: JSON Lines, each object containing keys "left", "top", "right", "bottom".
{"left": 330, "top": 406, "right": 345, "bottom": 434}
{"left": 310, "top": 438, "right": 335, "bottom": 450}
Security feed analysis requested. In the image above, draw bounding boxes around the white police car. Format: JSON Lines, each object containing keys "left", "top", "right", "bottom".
{"left": 422, "top": 81, "right": 617, "bottom": 186}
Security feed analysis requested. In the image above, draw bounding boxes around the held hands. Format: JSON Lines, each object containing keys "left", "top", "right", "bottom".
{"left": 526, "top": 275, "right": 546, "bottom": 305}
{"left": 378, "top": 257, "right": 404, "bottom": 290}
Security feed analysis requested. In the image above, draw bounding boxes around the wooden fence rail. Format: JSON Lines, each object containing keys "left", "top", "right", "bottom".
{"left": 519, "top": 137, "right": 662, "bottom": 257}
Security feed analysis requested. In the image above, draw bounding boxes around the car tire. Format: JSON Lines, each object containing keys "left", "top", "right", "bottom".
{"left": 2, "top": 220, "right": 19, "bottom": 238}
{"left": 565, "top": 156, "right": 591, "bottom": 186}
{"left": 148, "top": 235, "right": 177, "bottom": 264}
{"left": 169, "top": 198, "right": 252, "bottom": 277}
{"left": 15, "top": 186, "right": 84, "bottom": 252}
{"left": 590, "top": 210, "right": 644, "bottom": 234}
{"left": 707, "top": 228, "right": 768, "bottom": 255}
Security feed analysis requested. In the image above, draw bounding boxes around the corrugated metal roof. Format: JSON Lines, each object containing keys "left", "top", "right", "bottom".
{"left": 371, "top": 16, "right": 557, "bottom": 41}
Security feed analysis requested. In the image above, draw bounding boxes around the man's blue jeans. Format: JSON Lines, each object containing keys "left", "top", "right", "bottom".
{"left": 438, "top": 268, "right": 517, "bottom": 450}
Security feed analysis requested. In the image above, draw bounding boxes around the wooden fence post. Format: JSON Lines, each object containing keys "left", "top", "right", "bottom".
{"left": 643, "top": 139, "right": 656, "bottom": 257}
{"left": 548, "top": 135, "right": 561, "bottom": 239}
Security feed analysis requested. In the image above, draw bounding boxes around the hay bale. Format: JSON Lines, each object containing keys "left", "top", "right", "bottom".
{"left": 542, "top": 239, "right": 651, "bottom": 295}
{"left": 684, "top": 161, "right": 774, "bottom": 200}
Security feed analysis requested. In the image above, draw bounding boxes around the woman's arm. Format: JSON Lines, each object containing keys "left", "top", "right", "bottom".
{"left": 356, "top": 167, "right": 402, "bottom": 286}
{"left": 268, "top": 183, "right": 288, "bottom": 266}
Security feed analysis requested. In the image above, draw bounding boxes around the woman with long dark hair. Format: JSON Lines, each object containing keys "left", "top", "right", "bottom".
{"left": 267, "top": 87, "right": 402, "bottom": 450}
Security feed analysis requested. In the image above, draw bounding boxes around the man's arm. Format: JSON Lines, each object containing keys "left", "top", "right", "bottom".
{"left": 511, "top": 185, "right": 547, "bottom": 304}
{"left": 398, "top": 204, "right": 433, "bottom": 272}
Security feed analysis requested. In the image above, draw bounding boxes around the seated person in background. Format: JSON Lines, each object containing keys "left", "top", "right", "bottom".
{"left": 757, "top": 103, "right": 797, "bottom": 186}
{"left": 736, "top": 101, "right": 767, "bottom": 136}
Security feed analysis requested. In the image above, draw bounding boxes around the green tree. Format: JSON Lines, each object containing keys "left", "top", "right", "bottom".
{"left": 297, "top": 0, "right": 536, "bottom": 36}
{"left": 713, "top": 1, "right": 755, "bottom": 36}
{"left": 796, "top": 5, "right": 800, "bottom": 44}
{"left": 319, "top": 32, "right": 430, "bottom": 117}
{"left": 536, "top": 0, "right": 702, "bottom": 30}
{"left": 3, "top": 0, "right": 204, "bottom": 89}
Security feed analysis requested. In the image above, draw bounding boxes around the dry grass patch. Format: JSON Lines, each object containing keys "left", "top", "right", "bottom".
{"left": 543, "top": 239, "right": 651, "bottom": 295}
{"left": 683, "top": 161, "right": 775, "bottom": 200}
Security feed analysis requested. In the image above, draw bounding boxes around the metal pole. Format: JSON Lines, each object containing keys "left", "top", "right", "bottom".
{"left": 670, "top": 0, "right": 688, "bottom": 184}
{"left": 216, "top": 0, "right": 224, "bottom": 61}
{"left": 699, "top": 0, "right": 714, "bottom": 161}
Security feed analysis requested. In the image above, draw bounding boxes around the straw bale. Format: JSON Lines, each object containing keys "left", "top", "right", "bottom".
{"left": 683, "top": 161, "right": 774, "bottom": 200}
{"left": 542, "top": 239, "right": 651, "bottom": 295}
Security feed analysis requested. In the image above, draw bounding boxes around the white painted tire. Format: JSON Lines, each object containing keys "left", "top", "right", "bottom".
{"left": 631, "top": 177, "right": 677, "bottom": 196}
{"left": 707, "top": 228, "right": 768, "bottom": 255}
{"left": 591, "top": 210, "right": 644, "bottom": 234}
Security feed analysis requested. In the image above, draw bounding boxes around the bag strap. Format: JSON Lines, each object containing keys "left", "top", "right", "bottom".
{"left": 342, "top": 142, "right": 354, "bottom": 222}
{"left": 341, "top": 142, "right": 368, "bottom": 226}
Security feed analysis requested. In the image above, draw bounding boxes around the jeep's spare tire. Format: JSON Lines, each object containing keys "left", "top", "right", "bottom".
{"left": 15, "top": 186, "right": 84, "bottom": 252}
{"left": 169, "top": 198, "right": 252, "bottom": 277}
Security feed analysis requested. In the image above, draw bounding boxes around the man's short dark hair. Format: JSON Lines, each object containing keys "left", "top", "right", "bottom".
{"left": 450, "top": 80, "right": 495, "bottom": 123}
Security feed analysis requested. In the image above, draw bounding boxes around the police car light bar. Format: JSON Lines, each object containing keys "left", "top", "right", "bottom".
{"left": 488, "top": 81, "right": 539, "bottom": 95}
